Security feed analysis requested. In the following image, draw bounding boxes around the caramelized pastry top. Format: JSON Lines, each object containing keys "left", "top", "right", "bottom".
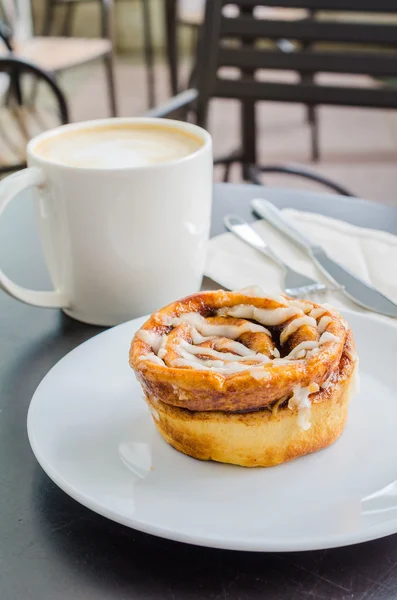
{"left": 130, "top": 287, "right": 356, "bottom": 413}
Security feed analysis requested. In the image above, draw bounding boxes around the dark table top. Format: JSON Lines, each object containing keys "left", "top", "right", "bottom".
{"left": 1, "top": 184, "right": 397, "bottom": 600}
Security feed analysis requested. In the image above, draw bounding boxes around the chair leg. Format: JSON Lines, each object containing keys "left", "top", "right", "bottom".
{"left": 31, "top": 0, "right": 56, "bottom": 105}
{"left": 103, "top": 53, "right": 117, "bottom": 117}
{"left": 213, "top": 150, "right": 244, "bottom": 182}
{"left": 308, "top": 106, "right": 319, "bottom": 162}
{"left": 190, "top": 24, "right": 198, "bottom": 56}
{"left": 299, "top": 63, "right": 319, "bottom": 160}
{"left": 62, "top": 2, "right": 76, "bottom": 37}
{"left": 164, "top": 0, "right": 179, "bottom": 96}
{"left": 223, "top": 162, "right": 232, "bottom": 182}
{"left": 141, "top": 0, "right": 155, "bottom": 108}
{"left": 42, "top": 0, "right": 56, "bottom": 35}
{"left": 184, "top": 25, "right": 199, "bottom": 90}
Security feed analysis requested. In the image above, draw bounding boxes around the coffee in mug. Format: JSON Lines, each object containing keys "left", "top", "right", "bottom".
{"left": 35, "top": 122, "right": 204, "bottom": 169}
{"left": 0, "top": 118, "right": 213, "bottom": 325}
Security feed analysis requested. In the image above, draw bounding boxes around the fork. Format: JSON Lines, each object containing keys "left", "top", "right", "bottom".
{"left": 224, "top": 214, "right": 335, "bottom": 298}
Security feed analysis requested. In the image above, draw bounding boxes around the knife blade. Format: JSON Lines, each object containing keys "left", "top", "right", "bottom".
{"left": 251, "top": 198, "right": 397, "bottom": 318}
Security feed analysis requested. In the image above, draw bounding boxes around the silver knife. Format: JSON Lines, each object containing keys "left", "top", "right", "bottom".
{"left": 251, "top": 198, "right": 397, "bottom": 318}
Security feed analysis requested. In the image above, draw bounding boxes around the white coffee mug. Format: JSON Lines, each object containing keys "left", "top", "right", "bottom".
{"left": 0, "top": 118, "right": 213, "bottom": 325}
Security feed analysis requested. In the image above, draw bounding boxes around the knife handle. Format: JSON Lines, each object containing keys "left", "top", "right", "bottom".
{"left": 251, "top": 199, "right": 315, "bottom": 254}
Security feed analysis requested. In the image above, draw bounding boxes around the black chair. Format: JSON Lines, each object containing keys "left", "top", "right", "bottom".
{"left": 147, "top": 0, "right": 397, "bottom": 194}
{"left": 0, "top": 55, "right": 69, "bottom": 175}
{"left": 167, "top": 1, "right": 316, "bottom": 112}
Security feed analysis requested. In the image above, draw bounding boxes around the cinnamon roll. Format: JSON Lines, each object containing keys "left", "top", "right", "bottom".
{"left": 129, "top": 287, "right": 358, "bottom": 467}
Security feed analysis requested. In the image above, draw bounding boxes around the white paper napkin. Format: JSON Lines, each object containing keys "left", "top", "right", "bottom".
{"left": 204, "top": 209, "right": 397, "bottom": 318}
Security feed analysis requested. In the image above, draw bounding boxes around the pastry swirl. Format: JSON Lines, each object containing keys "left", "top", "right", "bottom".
{"left": 130, "top": 287, "right": 354, "bottom": 412}
{"left": 129, "top": 287, "right": 358, "bottom": 466}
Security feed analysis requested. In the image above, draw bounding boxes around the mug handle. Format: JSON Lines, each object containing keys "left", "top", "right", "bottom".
{"left": 0, "top": 167, "right": 69, "bottom": 308}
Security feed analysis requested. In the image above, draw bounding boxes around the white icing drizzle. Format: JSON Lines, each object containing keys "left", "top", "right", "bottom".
{"left": 178, "top": 339, "right": 270, "bottom": 364}
{"left": 218, "top": 304, "right": 303, "bottom": 326}
{"left": 285, "top": 330, "right": 338, "bottom": 361}
{"left": 308, "top": 346, "right": 320, "bottom": 357}
{"left": 137, "top": 330, "right": 164, "bottom": 353}
{"left": 309, "top": 307, "right": 328, "bottom": 319}
{"left": 318, "top": 315, "right": 333, "bottom": 334}
{"left": 250, "top": 368, "right": 271, "bottom": 381}
{"left": 238, "top": 286, "right": 285, "bottom": 303}
{"left": 288, "top": 383, "right": 319, "bottom": 430}
{"left": 171, "top": 357, "right": 256, "bottom": 373}
{"left": 214, "top": 338, "right": 260, "bottom": 357}
{"left": 289, "top": 299, "right": 313, "bottom": 313}
{"left": 171, "top": 358, "right": 209, "bottom": 370}
{"left": 286, "top": 341, "right": 319, "bottom": 359}
{"left": 272, "top": 357, "right": 305, "bottom": 366}
{"left": 321, "top": 372, "right": 335, "bottom": 390}
{"left": 169, "top": 312, "right": 271, "bottom": 338}
{"left": 319, "top": 331, "right": 339, "bottom": 344}
{"left": 157, "top": 335, "right": 168, "bottom": 359}
{"left": 280, "top": 316, "right": 317, "bottom": 345}
{"left": 170, "top": 339, "right": 271, "bottom": 373}
{"left": 189, "top": 328, "right": 214, "bottom": 345}
{"left": 138, "top": 352, "right": 165, "bottom": 366}
{"left": 137, "top": 297, "right": 343, "bottom": 377}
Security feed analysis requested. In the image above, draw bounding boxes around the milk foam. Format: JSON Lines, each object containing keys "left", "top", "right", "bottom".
{"left": 35, "top": 125, "right": 203, "bottom": 168}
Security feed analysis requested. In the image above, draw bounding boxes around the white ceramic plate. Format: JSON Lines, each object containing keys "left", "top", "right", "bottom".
{"left": 27, "top": 309, "right": 397, "bottom": 552}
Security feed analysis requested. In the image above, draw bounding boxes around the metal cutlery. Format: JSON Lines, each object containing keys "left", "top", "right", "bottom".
{"left": 251, "top": 198, "right": 397, "bottom": 318}
{"left": 224, "top": 214, "right": 334, "bottom": 299}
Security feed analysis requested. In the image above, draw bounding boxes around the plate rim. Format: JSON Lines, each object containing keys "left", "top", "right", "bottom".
{"left": 27, "top": 308, "right": 397, "bottom": 552}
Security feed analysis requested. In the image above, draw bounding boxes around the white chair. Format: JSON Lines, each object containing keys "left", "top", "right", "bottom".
{"left": 0, "top": 0, "right": 117, "bottom": 115}
{"left": 40, "top": 0, "right": 157, "bottom": 108}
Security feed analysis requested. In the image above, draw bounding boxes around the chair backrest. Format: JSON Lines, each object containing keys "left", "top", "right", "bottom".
{"left": 195, "top": 0, "right": 397, "bottom": 124}
{"left": 0, "top": 57, "right": 69, "bottom": 174}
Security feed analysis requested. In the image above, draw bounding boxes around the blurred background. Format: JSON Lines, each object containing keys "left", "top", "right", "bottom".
{"left": 1, "top": 0, "right": 397, "bottom": 202}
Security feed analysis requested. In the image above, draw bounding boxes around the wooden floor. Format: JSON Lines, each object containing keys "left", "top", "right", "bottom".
{"left": 60, "top": 56, "right": 397, "bottom": 204}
